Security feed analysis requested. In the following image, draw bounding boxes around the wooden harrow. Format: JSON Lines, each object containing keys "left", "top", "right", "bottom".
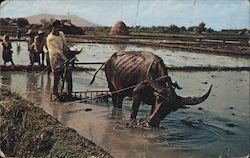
{"left": 69, "top": 90, "right": 111, "bottom": 102}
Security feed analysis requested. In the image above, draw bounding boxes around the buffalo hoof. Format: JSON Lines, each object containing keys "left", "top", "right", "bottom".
{"left": 139, "top": 116, "right": 150, "bottom": 127}
{"left": 128, "top": 119, "right": 138, "bottom": 128}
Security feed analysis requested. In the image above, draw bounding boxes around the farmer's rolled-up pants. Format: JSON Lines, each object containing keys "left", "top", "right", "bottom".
{"left": 53, "top": 69, "right": 64, "bottom": 96}
{"left": 53, "top": 67, "right": 72, "bottom": 96}
{"left": 64, "top": 67, "right": 72, "bottom": 95}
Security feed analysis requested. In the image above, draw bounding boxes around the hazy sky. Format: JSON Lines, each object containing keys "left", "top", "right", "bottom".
{"left": 0, "top": 0, "right": 249, "bottom": 30}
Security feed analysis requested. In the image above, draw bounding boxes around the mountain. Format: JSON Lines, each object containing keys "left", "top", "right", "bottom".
{"left": 26, "top": 13, "right": 98, "bottom": 27}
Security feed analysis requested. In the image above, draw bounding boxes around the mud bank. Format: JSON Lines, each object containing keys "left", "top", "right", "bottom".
{"left": 0, "top": 88, "right": 112, "bottom": 158}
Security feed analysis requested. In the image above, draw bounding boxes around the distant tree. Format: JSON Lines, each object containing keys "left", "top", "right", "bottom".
{"left": 151, "top": 25, "right": 157, "bottom": 30}
{"left": 180, "top": 26, "right": 187, "bottom": 32}
{"left": 0, "top": 18, "right": 9, "bottom": 25}
{"left": 187, "top": 26, "right": 194, "bottom": 32}
{"left": 197, "top": 22, "right": 206, "bottom": 34}
{"left": 133, "top": 26, "right": 141, "bottom": 32}
{"left": 158, "top": 26, "right": 167, "bottom": 33}
{"left": 206, "top": 28, "right": 214, "bottom": 33}
{"left": 16, "top": 18, "right": 29, "bottom": 28}
{"left": 168, "top": 24, "right": 180, "bottom": 33}
{"left": 9, "top": 19, "right": 17, "bottom": 26}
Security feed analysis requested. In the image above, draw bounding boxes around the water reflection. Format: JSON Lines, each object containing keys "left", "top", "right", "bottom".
{"left": 25, "top": 73, "right": 43, "bottom": 110}
{"left": 1, "top": 72, "right": 11, "bottom": 86}
{"left": 26, "top": 73, "right": 39, "bottom": 91}
{"left": 16, "top": 43, "right": 21, "bottom": 55}
{"left": 39, "top": 75, "right": 44, "bottom": 90}
{"left": 110, "top": 107, "right": 123, "bottom": 120}
{"left": 46, "top": 75, "right": 52, "bottom": 91}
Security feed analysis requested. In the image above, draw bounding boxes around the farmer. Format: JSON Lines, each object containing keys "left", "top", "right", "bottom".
{"left": 46, "top": 19, "right": 72, "bottom": 101}
{"left": 26, "top": 29, "right": 36, "bottom": 65}
{"left": 33, "top": 30, "right": 46, "bottom": 65}
{"left": 2, "top": 34, "right": 14, "bottom": 65}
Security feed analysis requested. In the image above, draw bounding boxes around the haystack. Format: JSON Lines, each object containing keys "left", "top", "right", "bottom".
{"left": 109, "top": 21, "right": 129, "bottom": 36}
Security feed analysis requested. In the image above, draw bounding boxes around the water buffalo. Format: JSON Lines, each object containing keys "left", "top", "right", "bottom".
{"left": 90, "top": 51, "right": 212, "bottom": 127}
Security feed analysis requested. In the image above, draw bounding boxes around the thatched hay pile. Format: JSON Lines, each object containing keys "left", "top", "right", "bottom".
{"left": 109, "top": 21, "right": 129, "bottom": 36}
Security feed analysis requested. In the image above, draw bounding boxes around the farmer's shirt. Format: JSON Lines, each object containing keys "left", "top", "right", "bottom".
{"left": 46, "top": 31, "right": 67, "bottom": 72}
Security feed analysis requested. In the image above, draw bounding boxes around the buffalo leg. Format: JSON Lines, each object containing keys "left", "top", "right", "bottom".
{"left": 130, "top": 96, "right": 142, "bottom": 120}
{"left": 129, "top": 95, "right": 142, "bottom": 127}
{"left": 149, "top": 102, "right": 162, "bottom": 120}
{"left": 112, "top": 93, "right": 123, "bottom": 108}
{"left": 149, "top": 96, "right": 163, "bottom": 127}
{"left": 150, "top": 104, "right": 155, "bottom": 115}
{"left": 130, "top": 85, "right": 144, "bottom": 120}
{"left": 149, "top": 104, "right": 162, "bottom": 128}
{"left": 116, "top": 96, "right": 123, "bottom": 108}
{"left": 111, "top": 93, "right": 118, "bottom": 107}
{"left": 107, "top": 81, "right": 119, "bottom": 107}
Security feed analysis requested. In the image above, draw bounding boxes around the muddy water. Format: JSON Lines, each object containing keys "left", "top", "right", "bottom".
{"left": 1, "top": 42, "right": 249, "bottom": 158}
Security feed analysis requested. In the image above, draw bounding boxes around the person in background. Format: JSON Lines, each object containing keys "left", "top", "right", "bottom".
{"left": 46, "top": 20, "right": 72, "bottom": 101}
{"left": 2, "top": 34, "right": 14, "bottom": 65}
{"left": 16, "top": 27, "right": 21, "bottom": 40}
{"left": 26, "top": 29, "right": 36, "bottom": 65}
{"left": 33, "top": 30, "right": 46, "bottom": 65}
{"left": 16, "top": 28, "right": 21, "bottom": 54}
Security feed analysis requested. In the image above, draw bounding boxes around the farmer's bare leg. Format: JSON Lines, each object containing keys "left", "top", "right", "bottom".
{"left": 66, "top": 68, "right": 72, "bottom": 96}
{"left": 53, "top": 70, "right": 63, "bottom": 97}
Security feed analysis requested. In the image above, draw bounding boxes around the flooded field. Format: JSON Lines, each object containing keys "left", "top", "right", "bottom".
{"left": 0, "top": 42, "right": 249, "bottom": 68}
{"left": 0, "top": 42, "right": 249, "bottom": 158}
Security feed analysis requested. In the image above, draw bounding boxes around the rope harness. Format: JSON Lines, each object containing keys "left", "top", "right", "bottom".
{"left": 77, "top": 75, "right": 171, "bottom": 102}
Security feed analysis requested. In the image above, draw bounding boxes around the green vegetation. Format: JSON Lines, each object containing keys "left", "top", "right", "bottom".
{"left": 128, "top": 22, "right": 215, "bottom": 34}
